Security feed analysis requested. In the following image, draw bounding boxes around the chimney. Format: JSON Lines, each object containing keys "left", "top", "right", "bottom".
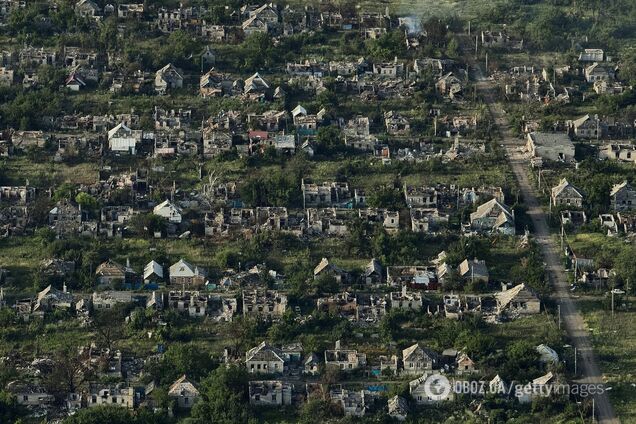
{"left": 401, "top": 284, "right": 407, "bottom": 297}
{"left": 63, "top": 282, "right": 67, "bottom": 293}
{"left": 335, "top": 340, "right": 341, "bottom": 350}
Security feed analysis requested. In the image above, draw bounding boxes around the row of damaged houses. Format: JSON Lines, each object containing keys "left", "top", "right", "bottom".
{"left": 4, "top": 373, "right": 204, "bottom": 415}
{"left": 0, "top": 103, "right": 469, "bottom": 162}
{"left": 0, "top": 34, "right": 468, "bottom": 163}
{"left": 493, "top": 48, "right": 630, "bottom": 106}
{"left": 40, "top": 197, "right": 187, "bottom": 238}
{"left": 313, "top": 281, "right": 540, "bottom": 324}
{"left": 13, "top": 196, "right": 507, "bottom": 240}
{"left": 68, "top": 1, "right": 395, "bottom": 34}
{"left": 5, "top": 252, "right": 539, "bottom": 322}
{"left": 522, "top": 126, "right": 633, "bottom": 166}
{"left": 0, "top": 116, "right": 277, "bottom": 160}
{"left": 4, "top": 364, "right": 560, "bottom": 420}
{"left": 2, "top": 47, "right": 464, "bottom": 104}
{"left": 9, "top": 284, "right": 287, "bottom": 324}
{"left": 244, "top": 366, "right": 565, "bottom": 418}
{"left": 551, "top": 178, "right": 636, "bottom": 224}
{"left": 238, "top": 336, "right": 557, "bottom": 416}
{"left": 135, "top": 3, "right": 419, "bottom": 40}
{"left": 241, "top": 338, "right": 493, "bottom": 383}
{"left": 10, "top": 283, "right": 238, "bottom": 323}
{"left": 1, "top": 177, "right": 517, "bottom": 240}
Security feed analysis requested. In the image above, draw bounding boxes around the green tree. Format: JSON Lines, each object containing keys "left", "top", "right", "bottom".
{"left": 367, "top": 30, "right": 406, "bottom": 60}
{"left": 510, "top": 245, "right": 547, "bottom": 295}
{"left": 130, "top": 213, "right": 167, "bottom": 236}
{"left": 614, "top": 247, "right": 636, "bottom": 290}
{"left": 44, "top": 342, "right": 86, "bottom": 402}
{"left": 35, "top": 227, "right": 56, "bottom": 247}
{"left": 160, "top": 343, "right": 215, "bottom": 383}
{"left": 63, "top": 406, "right": 135, "bottom": 424}
{"left": 422, "top": 18, "right": 448, "bottom": 47}
{"left": 299, "top": 398, "right": 339, "bottom": 424}
{"left": 379, "top": 309, "right": 410, "bottom": 342}
{"left": 64, "top": 406, "right": 171, "bottom": 424}
{"left": 92, "top": 305, "right": 128, "bottom": 351}
{"left": 239, "top": 32, "right": 276, "bottom": 71}
{"left": 0, "top": 308, "right": 16, "bottom": 326}
{"left": 315, "top": 125, "right": 343, "bottom": 154}
{"left": 98, "top": 17, "right": 119, "bottom": 50}
{"left": 313, "top": 273, "right": 339, "bottom": 296}
{"left": 446, "top": 37, "right": 460, "bottom": 58}
{"left": 190, "top": 366, "right": 250, "bottom": 424}
{"left": 0, "top": 390, "right": 24, "bottom": 423}
{"left": 618, "top": 47, "right": 636, "bottom": 84}
{"left": 75, "top": 192, "right": 98, "bottom": 216}
{"left": 7, "top": 4, "right": 45, "bottom": 35}
{"left": 500, "top": 340, "right": 542, "bottom": 381}
{"left": 315, "top": 89, "right": 339, "bottom": 109}
{"left": 371, "top": 227, "right": 391, "bottom": 263}
{"left": 346, "top": 218, "right": 371, "bottom": 256}
{"left": 267, "top": 309, "right": 301, "bottom": 342}
{"left": 525, "top": 6, "right": 570, "bottom": 50}
{"left": 368, "top": 185, "right": 406, "bottom": 209}
{"left": 239, "top": 169, "right": 300, "bottom": 207}
{"left": 53, "top": 183, "right": 76, "bottom": 202}
{"left": 455, "top": 329, "right": 495, "bottom": 358}
{"left": 157, "top": 30, "right": 200, "bottom": 69}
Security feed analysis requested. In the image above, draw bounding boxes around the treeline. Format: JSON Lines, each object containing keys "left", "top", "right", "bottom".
{"left": 473, "top": 0, "right": 636, "bottom": 74}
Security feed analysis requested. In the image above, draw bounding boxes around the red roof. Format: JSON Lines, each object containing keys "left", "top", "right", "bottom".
{"left": 248, "top": 130, "right": 268, "bottom": 140}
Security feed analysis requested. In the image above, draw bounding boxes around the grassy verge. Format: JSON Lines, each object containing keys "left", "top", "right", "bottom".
{"left": 578, "top": 296, "right": 636, "bottom": 423}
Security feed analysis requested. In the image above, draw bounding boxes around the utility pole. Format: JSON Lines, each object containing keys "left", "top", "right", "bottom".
{"left": 574, "top": 347, "right": 577, "bottom": 376}
{"left": 574, "top": 255, "right": 578, "bottom": 281}
{"left": 557, "top": 304, "right": 561, "bottom": 329}
{"left": 456, "top": 186, "right": 460, "bottom": 210}
{"left": 561, "top": 225, "right": 565, "bottom": 251}
{"left": 485, "top": 53, "right": 488, "bottom": 76}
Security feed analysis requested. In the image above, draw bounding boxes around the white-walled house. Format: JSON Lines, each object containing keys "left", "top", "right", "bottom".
{"left": 153, "top": 200, "right": 182, "bottom": 223}
{"left": 168, "top": 375, "right": 199, "bottom": 409}
{"left": 108, "top": 123, "right": 141, "bottom": 155}
{"left": 246, "top": 341, "right": 286, "bottom": 374}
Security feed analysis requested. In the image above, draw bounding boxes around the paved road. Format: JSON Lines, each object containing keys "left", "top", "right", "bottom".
{"left": 473, "top": 70, "right": 619, "bottom": 423}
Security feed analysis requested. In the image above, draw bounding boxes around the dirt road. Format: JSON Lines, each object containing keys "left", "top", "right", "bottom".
{"left": 474, "top": 70, "right": 619, "bottom": 423}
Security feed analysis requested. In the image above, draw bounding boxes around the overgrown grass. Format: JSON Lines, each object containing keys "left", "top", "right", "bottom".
{"left": 0, "top": 155, "right": 99, "bottom": 186}
{"left": 579, "top": 296, "right": 636, "bottom": 423}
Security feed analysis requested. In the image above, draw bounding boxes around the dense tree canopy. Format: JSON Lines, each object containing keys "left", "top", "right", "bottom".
{"left": 189, "top": 366, "right": 251, "bottom": 424}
